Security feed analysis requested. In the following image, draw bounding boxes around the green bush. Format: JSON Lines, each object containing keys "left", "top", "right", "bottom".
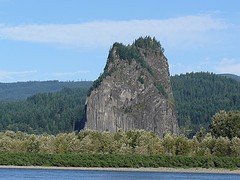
{"left": 0, "top": 152, "right": 239, "bottom": 169}
{"left": 0, "top": 130, "right": 240, "bottom": 170}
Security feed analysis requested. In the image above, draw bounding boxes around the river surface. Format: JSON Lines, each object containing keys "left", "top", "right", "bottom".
{"left": 0, "top": 168, "right": 239, "bottom": 180}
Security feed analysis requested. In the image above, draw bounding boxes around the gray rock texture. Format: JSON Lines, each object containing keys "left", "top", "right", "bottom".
{"left": 82, "top": 37, "right": 179, "bottom": 137}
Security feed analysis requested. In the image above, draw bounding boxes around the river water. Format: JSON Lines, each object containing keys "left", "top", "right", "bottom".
{"left": 0, "top": 168, "right": 239, "bottom": 180}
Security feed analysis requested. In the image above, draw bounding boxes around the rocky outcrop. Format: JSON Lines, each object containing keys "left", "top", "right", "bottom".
{"left": 81, "top": 37, "right": 179, "bottom": 137}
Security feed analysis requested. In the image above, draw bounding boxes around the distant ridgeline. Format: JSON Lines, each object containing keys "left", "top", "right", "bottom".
{"left": 219, "top": 73, "right": 240, "bottom": 82}
{"left": 0, "top": 81, "right": 92, "bottom": 101}
{"left": 171, "top": 72, "right": 240, "bottom": 137}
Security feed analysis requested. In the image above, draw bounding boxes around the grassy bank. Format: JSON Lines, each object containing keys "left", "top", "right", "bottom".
{"left": 0, "top": 153, "right": 239, "bottom": 169}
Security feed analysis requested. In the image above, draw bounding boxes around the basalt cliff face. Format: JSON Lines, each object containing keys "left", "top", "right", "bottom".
{"left": 81, "top": 37, "right": 178, "bottom": 137}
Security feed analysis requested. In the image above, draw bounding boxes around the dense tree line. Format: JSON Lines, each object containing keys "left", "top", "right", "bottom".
{"left": 171, "top": 72, "right": 240, "bottom": 137}
{"left": 133, "top": 36, "right": 164, "bottom": 53}
{"left": 0, "top": 88, "right": 88, "bottom": 134}
{"left": 1, "top": 72, "right": 240, "bottom": 136}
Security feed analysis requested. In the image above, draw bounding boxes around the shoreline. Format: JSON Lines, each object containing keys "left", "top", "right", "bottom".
{"left": 0, "top": 166, "right": 240, "bottom": 174}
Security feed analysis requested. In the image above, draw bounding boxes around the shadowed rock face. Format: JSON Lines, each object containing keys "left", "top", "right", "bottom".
{"left": 82, "top": 37, "right": 179, "bottom": 137}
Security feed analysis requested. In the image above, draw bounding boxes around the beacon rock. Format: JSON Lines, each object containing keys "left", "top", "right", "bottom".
{"left": 81, "top": 37, "right": 179, "bottom": 137}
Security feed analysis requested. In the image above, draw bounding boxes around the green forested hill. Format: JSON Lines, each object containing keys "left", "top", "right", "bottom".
{"left": 0, "top": 87, "right": 88, "bottom": 134}
{"left": 0, "top": 80, "right": 92, "bottom": 134}
{"left": 0, "top": 81, "right": 92, "bottom": 101}
{"left": 171, "top": 72, "right": 240, "bottom": 136}
{"left": 1, "top": 73, "right": 240, "bottom": 136}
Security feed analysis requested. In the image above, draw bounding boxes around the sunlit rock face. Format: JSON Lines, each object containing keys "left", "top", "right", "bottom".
{"left": 81, "top": 37, "right": 179, "bottom": 137}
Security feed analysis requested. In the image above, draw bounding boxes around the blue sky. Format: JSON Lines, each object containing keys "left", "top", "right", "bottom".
{"left": 0, "top": 0, "right": 239, "bottom": 82}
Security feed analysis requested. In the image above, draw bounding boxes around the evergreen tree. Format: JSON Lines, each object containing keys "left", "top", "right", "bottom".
{"left": 171, "top": 72, "right": 240, "bottom": 136}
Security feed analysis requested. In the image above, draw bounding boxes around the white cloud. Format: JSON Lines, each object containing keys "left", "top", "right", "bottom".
{"left": 0, "top": 15, "right": 228, "bottom": 49}
{"left": 0, "top": 70, "right": 37, "bottom": 81}
{"left": 51, "top": 71, "right": 90, "bottom": 77}
{"left": 216, "top": 58, "right": 240, "bottom": 75}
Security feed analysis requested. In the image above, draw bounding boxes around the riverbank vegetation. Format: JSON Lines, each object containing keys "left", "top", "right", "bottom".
{"left": 0, "top": 128, "right": 240, "bottom": 169}
{"left": 0, "top": 128, "right": 240, "bottom": 157}
{"left": 0, "top": 153, "right": 239, "bottom": 169}
{"left": 0, "top": 113, "right": 240, "bottom": 169}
